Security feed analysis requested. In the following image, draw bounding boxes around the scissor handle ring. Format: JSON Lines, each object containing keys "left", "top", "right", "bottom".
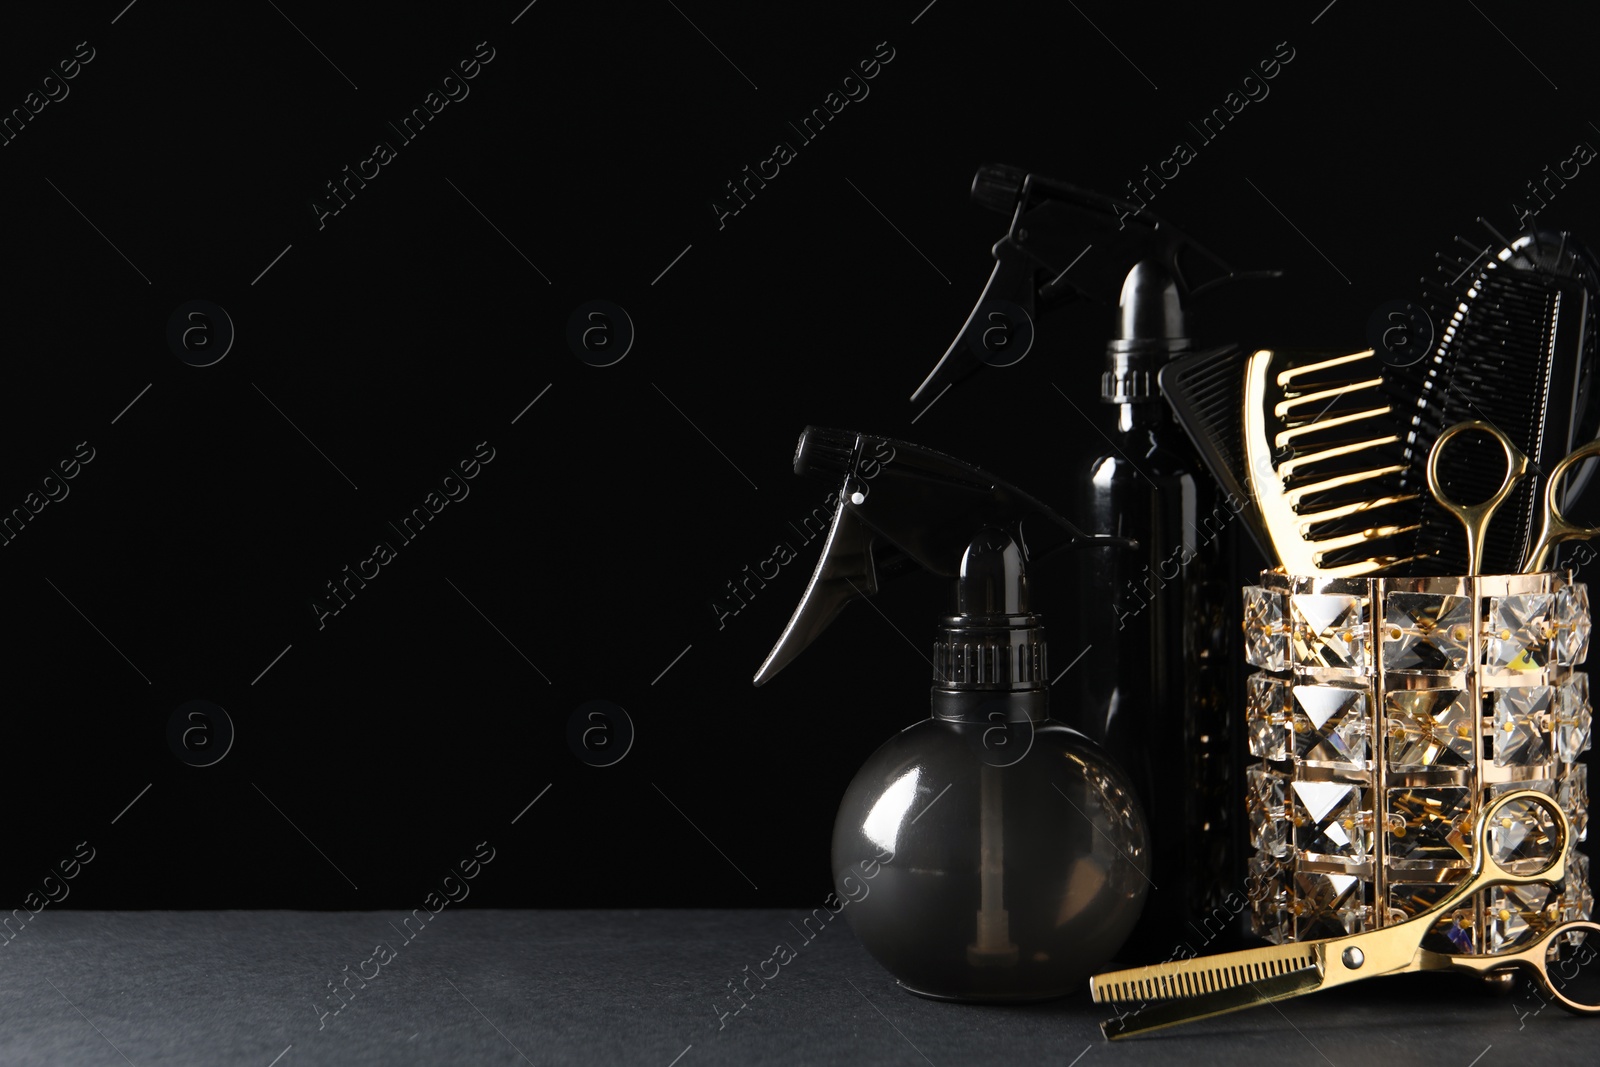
{"left": 1465, "top": 788, "right": 1571, "bottom": 891}
{"left": 1527, "top": 439, "right": 1600, "bottom": 571}
{"left": 1413, "top": 790, "right": 1572, "bottom": 936}
{"left": 1523, "top": 920, "right": 1600, "bottom": 1015}
{"left": 1426, "top": 420, "right": 1531, "bottom": 523}
{"left": 1427, "top": 421, "right": 1531, "bottom": 573}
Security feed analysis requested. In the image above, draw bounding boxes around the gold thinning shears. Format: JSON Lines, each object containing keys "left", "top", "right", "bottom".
{"left": 1090, "top": 789, "right": 1599, "bottom": 1039}
{"left": 1425, "top": 419, "right": 1600, "bottom": 573}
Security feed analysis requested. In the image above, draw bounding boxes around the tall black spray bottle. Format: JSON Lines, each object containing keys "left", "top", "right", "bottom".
{"left": 912, "top": 165, "right": 1277, "bottom": 955}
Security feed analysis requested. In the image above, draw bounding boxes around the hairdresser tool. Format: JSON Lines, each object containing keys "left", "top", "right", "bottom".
{"left": 1425, "top": 420, "right": 1529, "bottom": 575}
{"left": 754, "top": 426, "right": 1149, "bottom": 1001}
{"left": 1091, "top": 789, "right": 1599, "bottom": 1039}
{"left": 1392, "top": 225, "right": 1600, "bottom": 576}
{"left": 1527, "top": 437, "right": 1600, "bottom": 569}
{"left": 753, "top": 426, "right": 1133, "bottom": 684}
{"left": 910, "top": 166, "right": 1277, "bottom": 403}
{"left": 1423, "top": 419, "right": 1600, "bottom": 574}
{"left": 1158, "top": 345, "right": 1274, "bottom": 560}
{"left": 911, "top": 164, "right": 1280, "bottom": 955}
{"left": 1169, "top": 344, "right": 1408, "bottom": 573}
{"left": 1243, "top": 348, "right": 1421, "bottom": 576}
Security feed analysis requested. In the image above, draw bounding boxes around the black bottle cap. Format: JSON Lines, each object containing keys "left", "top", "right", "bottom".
{"left": 931, "top": 528, "right": 1047, "bottom": 694}
{"left": 1101, "top": 260, "right": 1190, "bottom": 404}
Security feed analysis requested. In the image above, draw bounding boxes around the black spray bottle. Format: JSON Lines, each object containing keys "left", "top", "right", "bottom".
{"left": 911, "top": 166, "right": 1277, "bottom": 955}
{"left": 754, "top": 427, "right": 1149, "bottom": 1001}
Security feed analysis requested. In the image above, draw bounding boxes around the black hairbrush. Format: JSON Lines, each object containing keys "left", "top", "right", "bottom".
{"left": 1390, "top": 224, "right": 1600, "bottom": 575}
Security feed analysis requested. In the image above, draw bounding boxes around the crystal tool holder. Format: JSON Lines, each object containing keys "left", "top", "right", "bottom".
{"left": 1243, "top": 570, "right": 1593, "bottom": 953}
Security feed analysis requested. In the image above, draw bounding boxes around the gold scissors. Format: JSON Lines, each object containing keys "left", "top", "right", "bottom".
{"left": 1425, "top": 419, "right": 1600, "bottom": 573}
{"left": 1525, "top": 433, "right": 1600, "bottom": 570}
{"left": 1090, "top": 789, "right": 1599, "bottom": 1039}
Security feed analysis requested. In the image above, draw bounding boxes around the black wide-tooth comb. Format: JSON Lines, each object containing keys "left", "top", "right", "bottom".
{"left": 1158, "top": 344, "right": 1272, "bottom": 559}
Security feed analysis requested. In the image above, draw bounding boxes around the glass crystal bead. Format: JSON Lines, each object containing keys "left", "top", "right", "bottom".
{"left": 1386, "top": 786, "right": 1473, "bottom": 862}
{"left": 1246, "top": 766, "right": 1292, "bottom": 858}
{"left": 1556, "top": 672, "right": 1593, "bottom": 763}
{"left": 1292, "top": 870, "right": 1362, "bottom": 940}
{"left": 1248, "top": 717, "right": 1289, "bottom": 762}
{"left": 1246, "top": 673, "right": 1291, "bottom": 760}
{"left": 1383, "top": 592, "right": 1471, "bottom": 671}
{"left": 1484, "top": 593, "right": 1554, "bottom": 672}
{"left": 1561, "top": 852, "right": 1594, "bottom": 925}
{"left": 1493, "top": 686, "right": 1552, "bottom": 767}
{"left": 1243, "top": 586, "right": 1289, "bottom": 671}
{"left": 1486, "top": 883, "right": 1554, "bottom": 953}
{"left": 1291, "top": 593, "right": 1368, "bottom": 671}
{"left": 1554, "top": 582, "right": 1592, "bottom": 666}
{"left": 1385, "top": 688, "right": 1474, "bottom": 768}
{"left": 1292, "top": 684, "right": 1370, "bottom": 767}
{"left": 1292, "top": 780, "right": 1370, "bottom": 860}
{"left": 1248, "top": 854, "right": 1291, "bottom": 944}
{"left": 1248, "top": 804, "right": 1292, "bottom": 859}
{"left": 1559, "top": 763, "right": 1589, "bottom": 843}
{"left": 1247, "top": 764, "right": 1290, "bottom": 811}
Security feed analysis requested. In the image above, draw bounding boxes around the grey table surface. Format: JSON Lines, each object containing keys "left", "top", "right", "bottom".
{"left": 0, "top": 910, "right": 1590, "bottom": 1066}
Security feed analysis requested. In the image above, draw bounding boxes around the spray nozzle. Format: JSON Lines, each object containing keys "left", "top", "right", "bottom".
{"left": 956, "top": 528, "right": 1028, "bottom": 617}
{"left": 910, "top": 165, "right": 1282, "bottom": 403}
{"left": 752, "top": 427, "right": 1134, "bottom": 687}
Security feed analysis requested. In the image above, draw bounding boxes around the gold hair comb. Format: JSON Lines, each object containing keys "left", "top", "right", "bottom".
{"left": 1244, "top": 348, "right": 1422, "bottom": 576}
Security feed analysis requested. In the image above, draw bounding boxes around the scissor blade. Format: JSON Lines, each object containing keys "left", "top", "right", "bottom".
{"left": 1090, "top": 942, "right": 1319, "bottom": 1003}
{"left": 1099, "top": 966, "right": 1323, "bottom": 1040}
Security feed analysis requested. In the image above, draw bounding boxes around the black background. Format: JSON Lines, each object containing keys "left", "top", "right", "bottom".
{"left": 4, "top": 0, "right": 1597, "bottom": 911}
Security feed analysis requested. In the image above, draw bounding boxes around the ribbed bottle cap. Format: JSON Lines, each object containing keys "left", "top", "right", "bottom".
{"left": 1099, "top": 365, "right": 1161, "bottom": 403}
{"left": 932, "top": 623, "right": 1048, "bottom": 691}
{"left": 932, "top": 528, "right": 1048, "bottom": 693}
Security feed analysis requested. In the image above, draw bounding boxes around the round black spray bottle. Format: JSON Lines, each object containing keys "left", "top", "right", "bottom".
{"left": 755, "top": 428, "right": 1150, "bottom": 1000}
